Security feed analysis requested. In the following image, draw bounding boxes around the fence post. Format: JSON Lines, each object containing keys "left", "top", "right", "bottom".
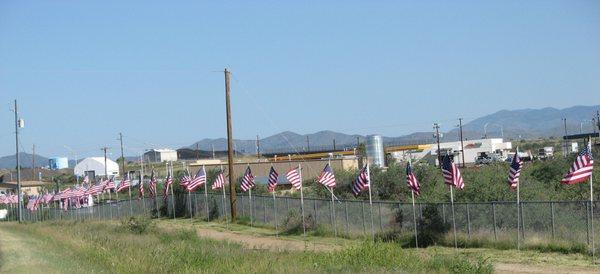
{"left": 361, "top": 201, "right": 366, "bottom": 237}
{"left": 492, "top": 202, "right": 498, "bottom": 241}
{"left": 314, "top": 199, "right": 318, "bottom": 226}
{"left": 344, "top": 201, "right": 349, "bottom": 236}
{"left": 520, "top": 202, "right": 525, "bottom": 241}
{"left": 587, "top": 201, "right": 591, "bottom": 246}
{"left": 378, "top": 202, "right": 383, "bottom": 232}
{"left": 241, "top": 194, "right": 245, "bottom": 217}
{"left": 263, "top": 196, "right": 267, "bottom": 224}
{"left": 442, "top": 203, "right": 446, "bottom": 223}
{"left": 467, "top": 203, "right": 471, "bottom": 239}
{"left": 551, "top": 202, "right": 555, "bottom": 241}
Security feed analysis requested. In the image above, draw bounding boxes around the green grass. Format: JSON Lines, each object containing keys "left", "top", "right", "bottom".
{"left": 0, "top": 220, "right": 492, "bottom": 273}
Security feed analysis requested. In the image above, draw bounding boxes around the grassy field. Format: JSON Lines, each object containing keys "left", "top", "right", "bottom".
{"left": 0, "top": 219, "right": 492, "bottom": 273}
{"left": 0, "top": 219, "right": 599, "bottom": 273}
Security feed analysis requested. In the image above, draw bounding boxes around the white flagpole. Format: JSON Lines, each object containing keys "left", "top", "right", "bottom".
{"left": 249, "top": 187, "right": 253, "bottom": 226}
{"left": 367, "top": 163, "right": 375, "bottom": 240}
{"left": 328, "top": 159, "right": 337, "bottom": 237}
{"left": 203, "top": 165, "right": 209, "bottom": 221}
{"left": 516, "top": 147, "right": 521, "bottom": 251}
{"left": 273, "top": 189, "right": 278, "bottom": 237}
{"left": 589, "top": 139, "right": 595, "bottom": 260}
{"left": 219, "top": 165, "right": 227, "bottom": 223}
{"left": 411, "top": 190, "right": 418, "bottom": 248}
{"left": 450, "top": 185, "right": 457, "bottom": 249}
{"left": 517, "top": 174, "right": 521, "bottom": 251}
{"left": 170, "top": 164, "right": 175, "bottom": 220}
{"left": 299, "top": 164, "right": 306, "bottom": 237}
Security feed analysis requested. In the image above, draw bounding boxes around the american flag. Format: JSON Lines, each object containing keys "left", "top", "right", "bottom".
{"left": 106, "top": 177, "right": 116, "bottom": 191}
{"left": 86, "top": 182, "right": 105, "bottom": 196}
{"left": 240, "top": 166, "right": 255, "bottom": 192}
{"left": 212, "top": 172, "right": 226, "bottom": 190}
{"left": 139, "top": 174, "right": 145, "bottom": 198}
{"left": 43, "top": 192, "right": 55, "bottom": 204}
{"left": 116, "top": 174, "right": 131, "bottom": 193}
{"left": 148, "top": 170, "right": 157, "bottom": 198}
{"left": 186, "top": 166, "right": 206, "bottom": 192}
{"left": 26, "top": 196, "right": 37, "bottom": 211}
{"left": 73, "top": 185, "right": 86, "bottom": 198}
{"left": 352, "top": 165, "right": 370, "bottom": 196}
{"left": 508, "top": 152, "right": 523, "bottom": 189}
{"left": 163, "top": 170, "right": 174, "bottom": 202}
{"left": 442, "top": 155, "right": 464, "bottom": 189}
{"left": 83, "top": 175, "right": 90, "bottom": 184}
{"left": 267, "top": 166, "right": 279, "bottom": 192}
{"left": 317, "top": 163, "right": 336, "bottom": 188}
{"left": 180, "top": 172, "right": 192, "bottom": 188}
{"left": 561, "top": 139, "right": 594, "bottom": 185}
{"left": 406, "top": 162, "right": 420, "bottom": 196}
{"left": 285, "top": 167, "right": 302, "bottom": 190}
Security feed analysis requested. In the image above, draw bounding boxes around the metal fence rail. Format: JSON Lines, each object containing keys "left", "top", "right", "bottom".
{"left": 1, "top": 194, "right": 598, "bottom": 248}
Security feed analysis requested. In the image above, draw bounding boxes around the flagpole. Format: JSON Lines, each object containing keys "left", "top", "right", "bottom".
{"left": 128, "top": 184, "right": 133, "bottom": 216}
{"left": 204, "top": 166, "right": 209, "bottom": 221}
{"left": 517, "top": 170, "right": 521, "bottom": 251}
{"left": 589, "top": 138, "right": 595, "bottom": 260}
{"left": 170, "top": 164, "right": 176, "bottom": 220}
{"left": 299, "top": 164, "right": 306, "bottom": 238}
{"left": 328, "top": 159, "right": 337, "bottom": 237}
{"left": 220, "top": 165, "right": 227, "bottom": 223}
{"left": 249, "top": 187, "right": 254, "bottom": 226}
{"left": 411, "top": 189, "right": 419, "bottom": 248}
{"left": 273, "top": 189, "right": 278, "bottom": 237}
{"left": 367, "top": 163, "right": 375, "bottom": 240}
{"left": 450, "top": 185, "right": 457, "bottom": 249}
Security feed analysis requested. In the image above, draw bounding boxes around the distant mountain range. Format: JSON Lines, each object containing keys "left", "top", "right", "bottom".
{"left": 1, "top": 105, "right": 598, "bottom": 164}
{"left": 187, "top": 105, "right": 600, "bottom": 154}
{"left": 0, "top": 153, "right": 49, "bottom": 169}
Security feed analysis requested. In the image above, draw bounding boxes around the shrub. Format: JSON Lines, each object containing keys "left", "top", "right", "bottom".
{"left": 121, "top": 217, "right": 153, "bottom": 234}
{"left": 282, "top": 210, "right": 315, "bottom": 235}
{"left": 414, "top": 204, "right": 449, "bottom": 247}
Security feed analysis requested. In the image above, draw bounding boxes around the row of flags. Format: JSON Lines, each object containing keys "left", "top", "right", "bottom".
{"left": 1, "top": 141, "right": 594, "bottom": 211}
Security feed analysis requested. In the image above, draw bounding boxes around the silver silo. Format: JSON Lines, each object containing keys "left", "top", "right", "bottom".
{"left": 366, "top": 134, "right": 385, "bottom": 168}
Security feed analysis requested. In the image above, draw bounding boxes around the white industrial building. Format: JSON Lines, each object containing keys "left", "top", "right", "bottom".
{"left": 74, "top": 157, "right": 120, "bottom": 177}
{"left": 391, "top": 138, "right": 513, "bottom": 165}
{"left": 143, "top": 149, "right": 178, "bottom": 163}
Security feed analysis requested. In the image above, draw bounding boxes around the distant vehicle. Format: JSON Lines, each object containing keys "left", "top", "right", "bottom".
{"left": 506, "top": 151, "right": 532, "bottom": 162}
{"left": 538, "top": 147, "right": 554, "bottom": 160}
{"left": 475, "top": 152, "right": 502, "bottom": 165}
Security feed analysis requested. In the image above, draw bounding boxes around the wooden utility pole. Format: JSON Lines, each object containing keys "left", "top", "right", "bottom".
{"left": 459, "top": 118, "right": 465, "bottom": 168}
{"left": 256, "top": 135, "right": 260, "bottom": 161}
{"left": 119, "top": 133, "right": 126, "bottom": 176}
{"left": 225, "top": 68, "right": 237, "bottom": 220}
{"left": 14, "top": 100, "right": 23, "bottom": 223}
{"left": 32, "top": 144, "right": 36, "bottom": 180}
{"left": 102, "top": 147, "right": 109, "bottom": 179}
{"left": 434, "top": 123, "right": 442, "bottom": 168}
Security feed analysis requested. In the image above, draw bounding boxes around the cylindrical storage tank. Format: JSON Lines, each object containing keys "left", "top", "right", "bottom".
{"left": 49, "top": 157, "right": 69, "bottom": 170}
{"left": 366, "top": 135, "right": 385, "bottom": 168}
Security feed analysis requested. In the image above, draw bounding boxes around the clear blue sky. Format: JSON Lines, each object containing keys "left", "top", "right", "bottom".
{"left": 1, "top": 1, "right": 599, "bottom": 158}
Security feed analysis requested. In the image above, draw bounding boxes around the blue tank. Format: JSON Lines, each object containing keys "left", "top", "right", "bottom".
{"left": 49, "top": 157, "right": 69, "bottom": 170}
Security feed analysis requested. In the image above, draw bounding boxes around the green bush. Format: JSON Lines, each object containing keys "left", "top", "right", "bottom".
{"left": 121, "top": 217, "right": 153, "bottom": 234}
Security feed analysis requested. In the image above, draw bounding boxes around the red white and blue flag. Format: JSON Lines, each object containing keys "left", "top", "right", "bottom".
{"left": 139, "top": 174, "right": 145, "bottom": 198}
{"left": 561, "top": 140, "right": 594, "bottom": 185}
{"left": 267, "top": 166, "right": 279, "bottom": 192}
{"left": 285, "top": 167, "right": 302, "bottom": 190}
{"left": 240, "top": 166, "right": 255, "bottom": 192}
{"left": 352, "top": 164, "right": 370, "bottom": 196}
{"left": 148, "top": 170, "right": 157, "bottom": 198}
{"left": 163, "top": 170, "right": 174, "bottom": 201}
{"left": 212, "top": 172, "right": 226, "bottom": 190}
{"left": 116, "top": 173, "right": 131, "bottom": 193}
{"left": 317, "top": 163, "right": 336, "bottom": 188}
{"left": 180, "top": 172, "right": 192, "bottom": 188}
{"left": 508, "top": 152, "right": 523, "bottom": 189}
{"left": 442, "top": 155, "right": 464, "bottom": 189}
{"left": 186, "top": 166, "right": 206, "bottom": 192}
{"left": 406, "top": 161, "right": 420, "bottom": 196}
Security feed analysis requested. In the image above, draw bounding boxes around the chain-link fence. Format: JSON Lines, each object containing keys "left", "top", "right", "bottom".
{"left": 2, "top": 193, "right": 598, "bottom": 248}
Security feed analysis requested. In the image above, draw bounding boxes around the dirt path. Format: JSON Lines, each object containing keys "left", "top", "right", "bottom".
{"left": 495, "top": 263, "right": 600, "bottom": 274}
{"left": 0, "top": 224, "right": 58, "bottom": 273}
{"left": 194, "top": 226, "right": 341, "bottom": 252}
